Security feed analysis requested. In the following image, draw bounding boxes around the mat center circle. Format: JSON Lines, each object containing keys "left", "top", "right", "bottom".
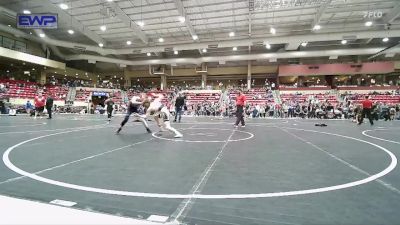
{"left": 151, "top": 127, "right": 254, "bottom": 143}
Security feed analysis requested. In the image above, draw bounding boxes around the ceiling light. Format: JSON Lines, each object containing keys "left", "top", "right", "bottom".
{"left": 147, "top": 52, "right": 151, "bottom": 56}
{"left": 301, "top": 42, "right": 308, "bottom": 47}
{"left": 59, "top": 3, "right": 68, "bottom": 10}
{"left": 137, "top": 21, "right": 144, "bottom": 27}
{"left": 232, "top": 47, "right": 237, "bottom": 51}
{"left": 158, "top": 37, "right": 164, "bottom": 43}
{"left": 32, "top": 68, "right": 35, "bottom": 71}
{"left": 265, "top": 43, "right": 271, "bottom": 49}
{"left": 98, "top": 43, "right": 104, "bottom": 47}
{"left": 341, "top": 40, "right": 347, "bottom": 44}
{"left": 29, "top": 32, "right": 32, "bottom": 35}
{"left": 67, "top": 29, "right": 74, "bottom": 34}
{"left": 365, "top": 21, "right": 373, "bottom": 27}
{"left": 270, "top": 27, "right": 276, "bottom": 34}
{"left": 126, "top": 40, "right": 132, "bottom": 45}
{"left": 100, "top": 25, "right": 106, "bottom": 31}
{"left": 39, "top": 33, "right": 45, "bottom": 38}
{"left": 178, "top": 16, "right": 185, "bottom": 23}
{"left": 23, "top": 10, "right": 31, "bottom": 14}
{"left": 313, "top": 24, "right": 321, "bottom": 30}
{"left": 382, "top": 37, "right": 389, "bottom": 42}
{"left": 192, "top": 35, "right": 198, "bottom": 40}
{"left": 229, "top": 31, "right": 235, "bottom": 37}
{"left": 174, "top": 50, "right": 178, "bottom": 55}
{"left": 202, "top": 48, "right": 207, "bottom": 53}
{"left": 6, "top": 70, "right": 9, "bottom": 73}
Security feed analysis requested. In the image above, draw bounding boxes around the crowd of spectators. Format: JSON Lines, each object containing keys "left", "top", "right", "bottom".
{"left": 1, "top": 79, "right": 400, "bottom": 120}
{"left": 190, "top": 101, "right": 223, "bottom": 116}
{"left": 240, "top": 93, "right": 400, "bottom": 120}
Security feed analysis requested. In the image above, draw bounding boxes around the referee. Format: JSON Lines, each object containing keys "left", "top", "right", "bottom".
{"left": 234, "top": 90, "right": 246, "bottom": 128}
{"left": 45, "top": 93, "right": 54, "bottom": 119}
{"left": 358, "top": 95, "right": 374, "bottom": 126}
{"left": 173, "top": 93, "right": 185, "bottom": 123}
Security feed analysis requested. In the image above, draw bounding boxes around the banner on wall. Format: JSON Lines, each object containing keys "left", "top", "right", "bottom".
{"left": 92, "top": 92, "right": 107, "bottom": 97}
{"left": 17, "top": 14, "right": 58, "bottom": 29}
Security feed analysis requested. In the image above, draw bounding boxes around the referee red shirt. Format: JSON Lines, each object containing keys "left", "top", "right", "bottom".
{"left": 362, "top": 99, "right": 373, "bottom": 109}
{"left": 236, "top": 94, "right": 246, "bottom": 106}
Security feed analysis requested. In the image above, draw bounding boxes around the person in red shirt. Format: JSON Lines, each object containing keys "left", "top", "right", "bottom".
{"left": 234, "top": 90, "right": 246, "bottom": 128}
{"left": 358, "top": 95, "right": 374, "bottom": 125}
{"left": 34, "top": 92, "right": 46, "bottom": 119}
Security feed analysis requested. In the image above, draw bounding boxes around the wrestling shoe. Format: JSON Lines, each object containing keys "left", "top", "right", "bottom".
{"left": 174, "top": 133, "right": 183, "bottom": 138}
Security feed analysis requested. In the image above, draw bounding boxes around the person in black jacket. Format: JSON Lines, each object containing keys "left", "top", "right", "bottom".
{"left": 174, "top": 93, "right": 185, "bottom": 123}
{"left": 46, "top": 93, "right": 54, "bottom": 119}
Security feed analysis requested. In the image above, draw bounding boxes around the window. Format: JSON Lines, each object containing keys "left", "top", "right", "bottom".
{"left": 0, "top": 35, "right": 27, "bottom": 52}
{"left": 2, "top": 36, "right": 15, "bottom": 49}
{"left": 15, "top": 41, "right": 27, "bottom": 52}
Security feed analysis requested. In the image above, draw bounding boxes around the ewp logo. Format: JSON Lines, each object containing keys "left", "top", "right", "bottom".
{"left": 17, "top": 14, "right": 58, "bottom": 29}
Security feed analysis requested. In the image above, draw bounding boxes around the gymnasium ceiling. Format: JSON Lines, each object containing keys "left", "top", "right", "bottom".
{"left": 0, "top": 0, "right": 400, "bottom": 68}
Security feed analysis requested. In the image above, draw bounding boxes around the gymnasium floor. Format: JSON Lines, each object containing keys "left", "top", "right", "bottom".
{"left": 0, "top": 114, "right": 399, "bottom": 225}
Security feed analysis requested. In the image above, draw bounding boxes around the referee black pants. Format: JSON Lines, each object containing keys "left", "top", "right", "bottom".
{"left": 107, "top": 107, "right": 113, "bottom": 119}
{"left": 46, "top": 106, "right": 52, "bottom": 119}
{"left": 235, "top": 105, "right": 245, "bottom": 126}
{"left": 359, "top": 108, "right": 374, "bottom": 125}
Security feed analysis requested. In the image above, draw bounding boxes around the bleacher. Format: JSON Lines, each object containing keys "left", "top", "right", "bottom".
{"left": 75, "top": 89, "right": 91, "bottom": 101}
{"left": 0, "top": 79, "right": 38, "bottom": 99}
{"left": 183, "top": 90, "right": 221, "bottom": 106}
{"left": 345, "top": 94, "right": 400, "bottom": 104}
{"left": 281, "top": 93, "right": 339, "bottom": 105}
{"left": 46, "top": 85, "right": 68, "bottom": 100}
{"left": 73, "top": 87, "right": 124, "bottom": 104}
{"left": 229, "top": 88, "right": 274, "bottom": 105}
{"left": 2, "top": 79, "right": 399, "bottom": 108}
{"left": 126, "top": 89, "right": 173, "bottom": 106}
{"left": 0, "top": 79, "right": 70, "bottom": 101}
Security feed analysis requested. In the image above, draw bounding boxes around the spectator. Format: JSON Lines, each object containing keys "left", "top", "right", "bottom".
{"left": 25, "top": 100, "right": 33, "bottom": 114}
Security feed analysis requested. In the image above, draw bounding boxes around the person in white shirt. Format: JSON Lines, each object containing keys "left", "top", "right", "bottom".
{"left": 146, "top": 94, "right": 183, "bottom": 138}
